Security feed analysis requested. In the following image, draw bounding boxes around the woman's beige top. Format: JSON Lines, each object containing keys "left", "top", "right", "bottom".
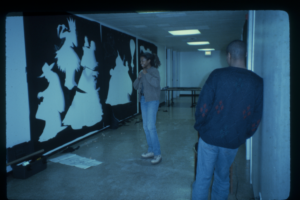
{"left": 133, "top": 67, "right": 161, "bottom": 102}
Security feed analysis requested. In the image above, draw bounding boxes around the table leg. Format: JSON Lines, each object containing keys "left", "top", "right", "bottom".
{"left": 168, "top": 90, "right": 170, "bottom": 107}
{"left": 194, "top": 91, "right": 196, "bottom": 106}
{"left": 191, "top": 90, "right": 193, "bottom": 107}
{"left": 171, "top": 91, "right": 174, "bottom": 106}
{"left": 165, "top": 90, "right": 167, "bottom": 107}
{"left": 193, "top": 90, "right": 196, "bottom": 107}
{"left": 193, "top": 91, "right": 197, "bottom": 107}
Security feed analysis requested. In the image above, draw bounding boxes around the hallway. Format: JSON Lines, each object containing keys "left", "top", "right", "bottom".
{"left": 7, "top": 97, "right": 255, "bottom": 200}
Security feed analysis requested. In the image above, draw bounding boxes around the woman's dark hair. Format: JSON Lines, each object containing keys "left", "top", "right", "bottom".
{"left": 140, "top": 52, "right": 161, "bottom": 68}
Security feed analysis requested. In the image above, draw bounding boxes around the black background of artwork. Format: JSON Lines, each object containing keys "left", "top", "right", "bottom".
{"left": 101, "top": 25, "right": 137, "bottom": 121}
{"left": 23, "top": 12, "right": 106, "bottom": 152}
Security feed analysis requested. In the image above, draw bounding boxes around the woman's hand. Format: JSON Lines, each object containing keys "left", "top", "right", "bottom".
{"left": 138, "top": 72, "right": 142, "bottom": 79}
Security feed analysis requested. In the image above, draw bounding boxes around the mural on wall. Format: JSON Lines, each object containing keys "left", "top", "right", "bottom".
{"left": 130, "top": 39, "right": 135, "bottom": 74}
{"left": 105, "top": 51, "right": 132, "bottom": 106}
{"left": 63, "top": 36, "right": 103, "bottom": 130}
{"left": 7, "top": 13, "right": 142, "bottom": 155}
{"left": 23, "top": 13, "right": 105, "bottom": 152}
{"left": 102, "top": 26, "right": 137, "bottom": 121}
{"left": 35, "top": 62, "right": 67, "bottom": 142}
{"left": 140, "top": 46, "right": 152, "bottom": 54}
{"left": 55, "top": 18, "right": 81, "bottom": 90}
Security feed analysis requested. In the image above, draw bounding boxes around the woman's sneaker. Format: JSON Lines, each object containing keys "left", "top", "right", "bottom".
{"left": 141, "top": 152, "right": 154, "bottom": 158}
{"left": 151, "top": 155, "right": 162, "bottom": 164}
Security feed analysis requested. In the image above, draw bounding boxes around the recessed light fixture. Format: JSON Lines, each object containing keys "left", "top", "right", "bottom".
{"left": 205, "top": 51, "right": 211, "bottom": 56}
{"left": 198, "top": 48, "right": 215, "bottom": 51}
{"left": 187, "top": 41, "right": 209, "bottom": 45}
{"left": 168, "top": 29, "right": 200, "bottom": 36}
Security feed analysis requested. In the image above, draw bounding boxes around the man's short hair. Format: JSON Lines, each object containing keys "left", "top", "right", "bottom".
{"left": 226, "top": 40, "right": 247, "bottom": 61}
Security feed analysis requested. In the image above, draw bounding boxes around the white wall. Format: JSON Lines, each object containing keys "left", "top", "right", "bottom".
{"left": 166, "top": 49, "right": 172, "bottom": 88}
{"left": 177, "top": 51, "right": 180, "bottom": 97}
{"left": 6, "top": 16, "right": 31, "bottom": 172}
{"left": 156, "top": 44, "right": 167, "bottom": 103}
{"left": 251, "top": 10, "right": 290, "bottom": 199}
{"left": 172, "top": 51, "right": 180, "bottom": 98}
{"left": 179, "top": 50, "right": 228, "bottom": 95}
{"left": 157, "top": 44, "right": 166, "bottom": 88}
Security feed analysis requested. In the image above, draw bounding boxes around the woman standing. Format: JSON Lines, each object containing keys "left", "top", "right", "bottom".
{"left": 133, "top": 53, "right": 162, "bottom": 164}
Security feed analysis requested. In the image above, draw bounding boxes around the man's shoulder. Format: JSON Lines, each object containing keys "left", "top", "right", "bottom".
{"left": 212, "top": 66, "right": 242, "bottom": 73}
{"left": 209, "top": 67, "right": 263, "bottom": 87}
{"left": 248, "top": 70, "right": 263, "bottom": 81}
{"left": 215, "top": 67, "right": 262, "bottom": 79}
{"left": 209, "top": 67, "right": 228, "bottom": 77}
{"left": 240, "top": 68, "right": 263, "bottom": 84}
{"left": 211, "top": 66, "right": 232, "bottom": 73}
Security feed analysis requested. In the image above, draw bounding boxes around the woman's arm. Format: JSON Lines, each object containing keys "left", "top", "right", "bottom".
{"left": 144, "top": 68, "right": 160, "bottom": 88}
{"left": 194, "top": 72, "right": 215, "bottom": 133}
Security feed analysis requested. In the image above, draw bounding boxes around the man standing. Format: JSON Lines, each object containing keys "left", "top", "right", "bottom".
{"left": 192, "top": 40, "right": 263, "bottom": 200}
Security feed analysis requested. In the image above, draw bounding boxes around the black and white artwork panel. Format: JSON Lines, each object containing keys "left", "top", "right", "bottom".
{"left": 101, "top": 26, "right": 137, "bottom": 121}
{"left": 23, "top": 13, "right": 104, "bottom": 152}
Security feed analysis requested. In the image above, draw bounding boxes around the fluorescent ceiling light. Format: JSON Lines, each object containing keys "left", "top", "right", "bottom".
{"left": 168, "top": 29, "right": 200, "bottom": 36}
{"left": 205, "top": 51, "right": 211, "bottom": 55}
{"left": 187, "top": 41, "right": 209, "bottom": 45}
{"left": 198, "top": 48, "right": 215, "bottom": 51}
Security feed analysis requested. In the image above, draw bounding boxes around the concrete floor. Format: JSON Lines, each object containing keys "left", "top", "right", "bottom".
{"left": 7, "top": 97, "right": 255, "bottom": 200}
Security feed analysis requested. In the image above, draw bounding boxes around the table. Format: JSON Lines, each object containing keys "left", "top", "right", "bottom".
{"left": 162, "top": 87, "right": 201, "bottom": 107}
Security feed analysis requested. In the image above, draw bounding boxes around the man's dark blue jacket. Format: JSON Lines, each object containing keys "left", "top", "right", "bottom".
{"left": 194, "top": 66, "right": 263, "bottom": 149}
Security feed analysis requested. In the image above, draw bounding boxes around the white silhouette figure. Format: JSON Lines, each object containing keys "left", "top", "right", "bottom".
{"left": 106, "top": 51, "right": 132, "bottom": 106}
{"left": 36, "top": 62, "right": 67, "bottom": 142}
{"left": 140, "top": 45, "right": 152, "bottom": 54}
{"left": 62, "top": 37, "right": 103, "bottom": 130}
{"left": 55, "top": 18, "right": 80, "bottom": 90}
{"left": 125, "top": 61, "right": 133, "bottom": 99}
{"left": 129, "top": 39, "right": 135, "bottom": 74}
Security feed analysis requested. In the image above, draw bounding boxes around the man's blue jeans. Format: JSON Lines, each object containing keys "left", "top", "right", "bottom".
{"left": 140, "top": 96, "right": 161, "bottom": 156}
{"left": 192, "top": 137, "right": 238, "bottom": 200}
